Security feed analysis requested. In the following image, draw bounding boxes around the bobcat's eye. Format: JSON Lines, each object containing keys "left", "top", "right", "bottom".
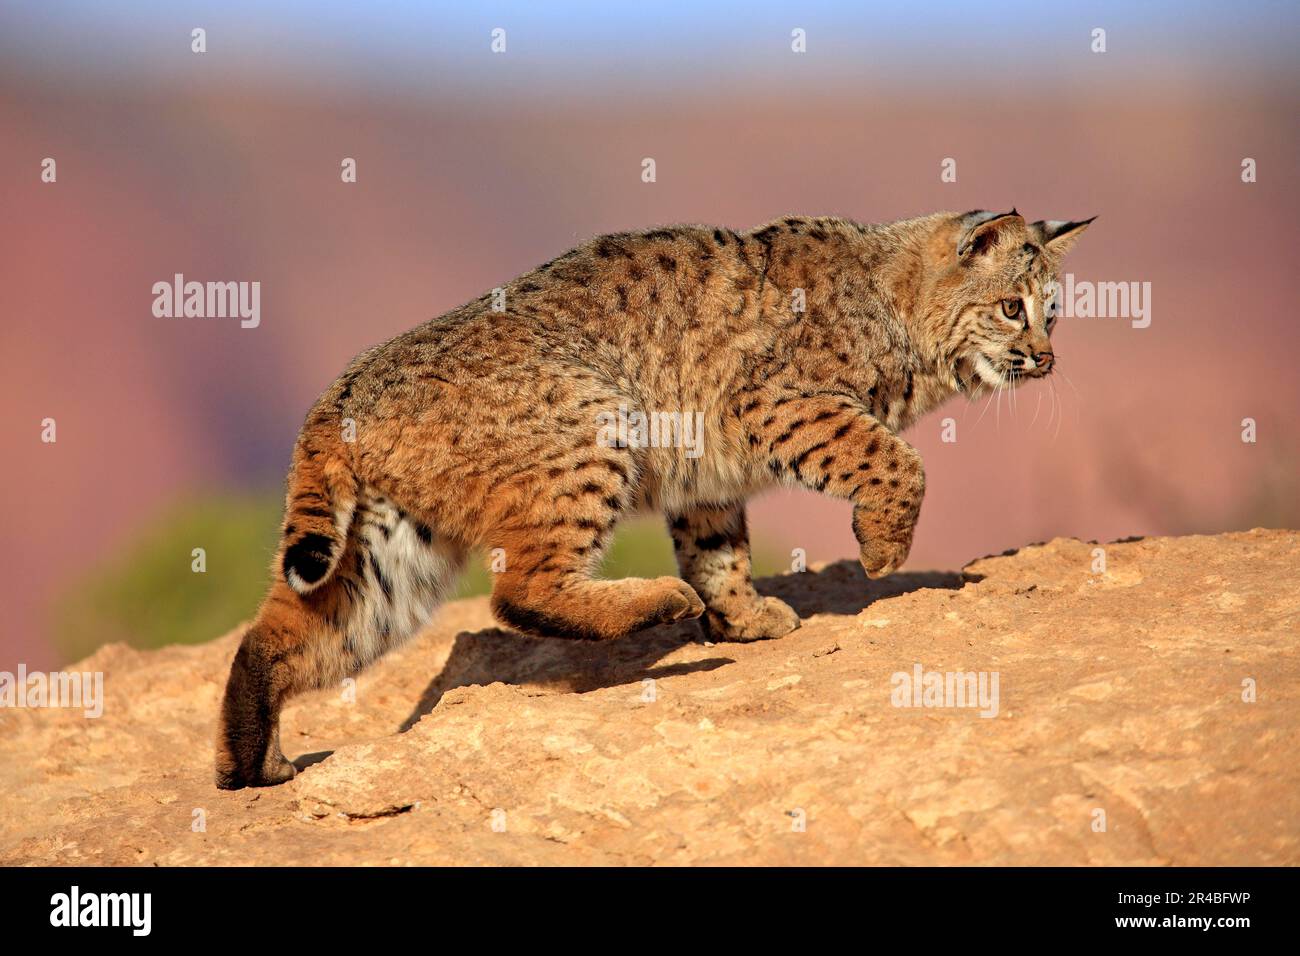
{"left": 1001, "top": 298, "right": 1022, "bottom": 319}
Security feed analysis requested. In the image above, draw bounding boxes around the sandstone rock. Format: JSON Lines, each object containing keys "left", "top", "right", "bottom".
{"left": 2, "top": 530, "right": 1296, "bottom": 865}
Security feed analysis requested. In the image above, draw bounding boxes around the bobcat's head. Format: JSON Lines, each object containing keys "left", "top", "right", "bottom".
{"left": 939, "top": 210, "right": 1093, "bottom": 393}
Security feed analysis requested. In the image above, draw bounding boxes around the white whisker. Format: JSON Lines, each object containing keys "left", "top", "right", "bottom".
{"left": 1046, "top": 376, "right": 1058, "bottom": 434}
{"left": 1059, "top": 369, "right": 1083, "bottom": 426}
{"left": 974, "top": 376, "right": 1000, "bottom": 427}
{"left": 1051, "top": 378, "right": 1063, "bottom": 443}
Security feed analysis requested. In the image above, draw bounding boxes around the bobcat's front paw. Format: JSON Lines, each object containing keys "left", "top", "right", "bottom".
{"left": 859, "top": 536, "right": 913, "bottom": 579}
{"left": 703, "top": 595, "right": 801, "bottom": 643}
{"left": 655, "top": 577, "right": 707, "bottom": 623}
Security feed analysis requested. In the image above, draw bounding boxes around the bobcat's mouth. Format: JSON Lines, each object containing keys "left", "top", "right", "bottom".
{"left": 974, "top": 350, "right": 1056, "bottom": 387}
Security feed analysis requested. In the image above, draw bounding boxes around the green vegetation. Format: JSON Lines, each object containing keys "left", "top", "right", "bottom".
{"left": 53, "top": 493, "right": 787, "bottom": 665}
{"left": 453, "top": 514, "right": 785, "bottom": 598}
{"left": 53, "top": 492, "right": 284, "bottom": 665}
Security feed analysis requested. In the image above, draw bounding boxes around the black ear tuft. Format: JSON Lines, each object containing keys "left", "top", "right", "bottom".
{"left": 1033, "top": 216, "right": 1096, "bottom": 254}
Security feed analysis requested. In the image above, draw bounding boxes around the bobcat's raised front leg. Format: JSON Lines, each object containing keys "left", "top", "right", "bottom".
{"left": 747, "top": 394, "right": 925, "bottom": 578}
{"left": 666, "top": 503, "right": 800, "bottom": 642}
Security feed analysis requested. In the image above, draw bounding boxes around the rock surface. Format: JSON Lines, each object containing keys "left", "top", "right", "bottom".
{"left": 2, "top": 530, "right": 1297, "bottom": 866}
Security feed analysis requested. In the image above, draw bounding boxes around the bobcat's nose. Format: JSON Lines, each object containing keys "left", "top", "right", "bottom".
{"left": 1033, "top": 351, "right": 1054, "bottom": 373}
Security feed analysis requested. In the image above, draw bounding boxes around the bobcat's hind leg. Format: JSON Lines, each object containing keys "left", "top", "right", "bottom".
{"left": 667, "top": 503, "right": 800, "bottom": 643}
{"left": 215, "top": 596, "right": 315, "bottom": 790}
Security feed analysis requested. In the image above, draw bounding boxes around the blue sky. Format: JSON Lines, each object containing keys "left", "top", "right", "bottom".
{"left": 3, "top": 1, "right": 1297, "bottom": 98}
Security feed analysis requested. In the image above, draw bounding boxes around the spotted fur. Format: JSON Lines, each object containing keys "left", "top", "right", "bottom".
{"left": 216, "top": 209, "right": 1091, "bottom": 788}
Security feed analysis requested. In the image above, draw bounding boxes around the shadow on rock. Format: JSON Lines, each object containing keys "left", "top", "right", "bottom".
{"left": 756, "top": 558, "right": 970, "bottom": 618}
{"left": 399, "top": 560, "right": 969, "bottom": 732}
{"left": 399, "top": 617, "right": 730, "bottom": 732}
{"left": 293, "top": 750, "right": 334, "bottom": 772}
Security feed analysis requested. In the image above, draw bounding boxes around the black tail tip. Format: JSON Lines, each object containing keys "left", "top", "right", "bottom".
{"left": 283, "top": 532, "right": 334, "bottom": 587}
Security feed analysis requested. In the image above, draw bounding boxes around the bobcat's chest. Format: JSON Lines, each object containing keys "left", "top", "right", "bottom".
{"left": 631, "top": 423, "right": 774, "bottom": 515}
{"left": 877, "top": 367, "right": 958, "bottom": 433}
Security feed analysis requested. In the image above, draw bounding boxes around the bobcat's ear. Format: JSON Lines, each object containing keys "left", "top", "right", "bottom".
{"left": 1033, "top": 217, "right": 1096, "bottom": 257}
{"left": 956, "top": 209, "right": 1025, "bottom": 261}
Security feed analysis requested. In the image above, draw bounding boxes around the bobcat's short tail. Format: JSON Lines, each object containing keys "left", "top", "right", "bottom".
{"left": 280, "top": 432, "right": 358, "bottom": 595}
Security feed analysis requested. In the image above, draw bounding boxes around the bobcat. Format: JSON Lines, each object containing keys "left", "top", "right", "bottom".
{"left": 216, "top": 209, "right": 1091, "bottom": 789}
